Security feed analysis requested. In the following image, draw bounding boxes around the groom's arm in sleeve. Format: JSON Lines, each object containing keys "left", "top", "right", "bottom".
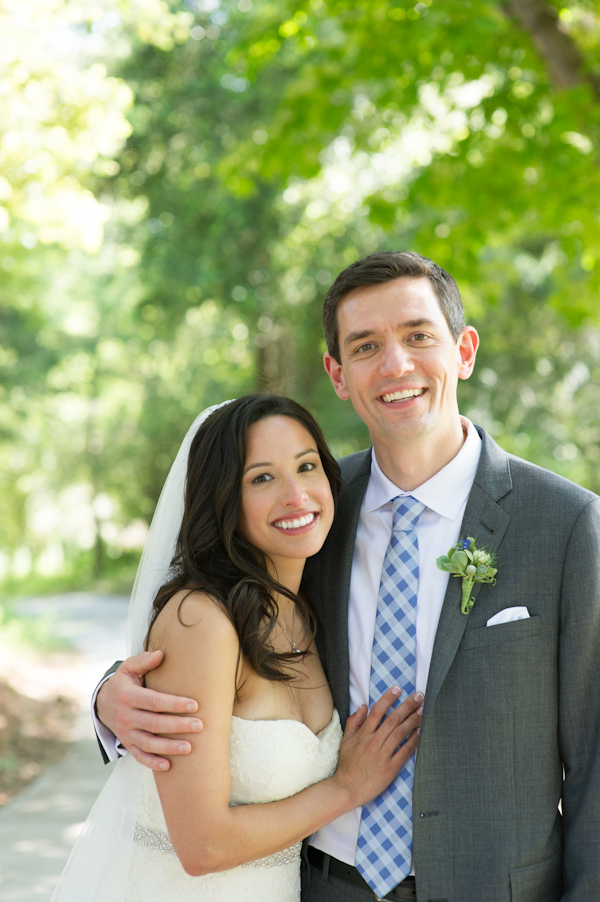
{"left": 93, "top": 650, "right": 204, "bottom": 771}
{"left": 93, "top": 662, "right": 124, "bottom": 764}
{"left": 558, "top": 496, "right": 600, "bottom": 899}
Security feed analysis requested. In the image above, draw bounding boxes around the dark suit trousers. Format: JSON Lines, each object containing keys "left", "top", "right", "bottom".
{"left": 302, "top": 857, "right": 417, "bottom": 901}
{"left": 304, "top": 864, "right": 375, "bottom": 901}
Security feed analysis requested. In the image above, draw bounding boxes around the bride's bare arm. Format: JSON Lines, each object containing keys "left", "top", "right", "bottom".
{"left": 147, "top": 592, "right": 422, "bottom": 877}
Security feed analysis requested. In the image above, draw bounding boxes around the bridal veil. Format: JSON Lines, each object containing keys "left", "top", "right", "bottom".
{"left": 50, "top": 401, "right": 233, "bottom": 902}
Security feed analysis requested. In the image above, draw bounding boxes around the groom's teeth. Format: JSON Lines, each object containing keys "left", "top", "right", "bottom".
{"left": 276, "top": 513, "right": 315, "bottom": 529}
{"left": 382, "top": 388, "right": 424, "bottom": 403}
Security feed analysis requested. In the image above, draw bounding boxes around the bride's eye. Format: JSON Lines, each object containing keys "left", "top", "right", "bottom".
{"left": 252, "top": 472, "right": 273, "bottom": 484}
{"left": 298, "top": 461, "right": 316, "bottom": 472}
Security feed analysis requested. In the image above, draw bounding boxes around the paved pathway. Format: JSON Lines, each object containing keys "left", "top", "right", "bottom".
{"left": 0, "top": 593, "right": 129, "bottom": 901}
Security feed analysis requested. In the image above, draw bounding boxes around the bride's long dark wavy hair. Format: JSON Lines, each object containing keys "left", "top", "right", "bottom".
{"left": 145, "top": 395, "right": 341, "bottom": 682}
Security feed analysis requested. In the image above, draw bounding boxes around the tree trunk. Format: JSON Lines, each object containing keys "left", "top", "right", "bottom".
{"left": 506, "top": 0, "right": 600, "bottom": 98}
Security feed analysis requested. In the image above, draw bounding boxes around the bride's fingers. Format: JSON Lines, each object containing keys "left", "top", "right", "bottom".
{"left": 382, "top": 709, "right": 422, "bottom": 751}
{"left": 375, "top": 693, "right": 423, "bottom": 743}
{"left": 365, "top": 689, "right": 423, "bottom": 736}
{"left": 343, "top": 704, "right": 367, "bottom": 738}
{"left": 390, "top": 725, "right": 420, "bottom": 768}
{"left": 362, "top": 686, "right": 402, "bottom": 731}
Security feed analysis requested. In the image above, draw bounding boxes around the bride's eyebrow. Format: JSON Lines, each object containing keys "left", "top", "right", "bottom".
{"left": 243, "top": 448, "right": 318, "bottom": 475}
{"left": 244, "top": 460, "right": 273, "bottom": 474}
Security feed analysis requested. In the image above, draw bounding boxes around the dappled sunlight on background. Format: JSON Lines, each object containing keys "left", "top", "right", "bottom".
{"left": 2, "top": 0, "right": 600, "bottom": 594}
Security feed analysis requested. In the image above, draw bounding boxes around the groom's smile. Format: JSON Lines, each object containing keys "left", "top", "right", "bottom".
{"left": 380, "top": 387, "right": 426, "bottom": 403}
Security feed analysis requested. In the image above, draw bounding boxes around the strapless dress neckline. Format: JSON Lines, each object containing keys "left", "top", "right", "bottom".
{"left": 230, "top": 709, "right": 337, "bottom": 739}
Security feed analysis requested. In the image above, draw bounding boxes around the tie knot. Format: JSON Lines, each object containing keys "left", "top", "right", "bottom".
{"left": 391, "top": 495, "right": 426, "bottom": 532}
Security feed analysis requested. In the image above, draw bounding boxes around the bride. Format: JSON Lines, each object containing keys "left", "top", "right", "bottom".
{"left": 52, "top": 395, "right": 422, "bottom": 902}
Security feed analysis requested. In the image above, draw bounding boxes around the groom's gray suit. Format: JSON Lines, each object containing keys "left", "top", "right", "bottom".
{"left": 302, "top": 426, "right": 600, "bottom": 902}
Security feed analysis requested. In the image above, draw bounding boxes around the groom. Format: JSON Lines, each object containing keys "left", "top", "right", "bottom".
{"left": 94, "top": 252, "right": 600, "bottom": 901}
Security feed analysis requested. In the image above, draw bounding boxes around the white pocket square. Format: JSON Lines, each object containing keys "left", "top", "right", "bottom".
{"left": 486, "top": 606, "right": 530, "bottom": 627}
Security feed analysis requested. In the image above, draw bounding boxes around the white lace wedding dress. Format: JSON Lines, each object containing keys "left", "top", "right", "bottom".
{"left": 124, "top": 709, "right": 342, "bottom": 902}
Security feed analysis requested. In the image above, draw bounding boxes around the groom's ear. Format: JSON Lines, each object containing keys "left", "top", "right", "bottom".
{"left": 324, "top": 352, "right": 351, "bottom": 400}
{"left": 457, "top": 326, "right": 479, "bottom": 381}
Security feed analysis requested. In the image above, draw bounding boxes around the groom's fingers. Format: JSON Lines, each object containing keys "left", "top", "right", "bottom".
{"left": 120, "top": 651, "right": 198, "bottom": 713}
{"left": 128, "top": 744, "right": 173, "bottom": 772}
{"left": 131, "top": 710, "right": 204, "bottom": 736}
{"left": 96, "top": 657, "right": 201, "bottom": 755}
{"left": 122, "top": 649, "right": 166, "bottom": 679}
{"left": 127, "top": 682, "right": 199, "bottom": 717}
{"left": 128, "top": 728, "right": 196, "bottom": 761}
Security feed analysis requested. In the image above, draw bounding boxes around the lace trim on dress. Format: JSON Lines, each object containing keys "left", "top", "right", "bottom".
{"left": 133, "top": 824, "right": 301, "bottom": 869}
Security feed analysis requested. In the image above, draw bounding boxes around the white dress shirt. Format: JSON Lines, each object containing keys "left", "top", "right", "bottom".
{"left": 310, "top": 418, "right": 481, "bottom": 865}
{"left": 93, "top": 677, "right": 126, "bottom": 760}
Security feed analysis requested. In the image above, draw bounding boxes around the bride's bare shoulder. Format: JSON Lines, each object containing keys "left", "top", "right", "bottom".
{"left": 146, "top": 589, "right": 240, "bottom": 696}
{"left": 148, "top": 589, "right": 238, "bottom": 651}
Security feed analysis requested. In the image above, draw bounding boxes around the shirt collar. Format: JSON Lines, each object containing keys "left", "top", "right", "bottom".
{"left": 364, "top": 418, "right": 482, "bottom": 521}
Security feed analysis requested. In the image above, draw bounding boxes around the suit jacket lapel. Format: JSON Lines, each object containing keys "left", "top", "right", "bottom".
{"left": 422, "top": 428, "right": 512, "bottom": 727}
{"left": 316, "top": 449, "right": 371, "bottom": 722}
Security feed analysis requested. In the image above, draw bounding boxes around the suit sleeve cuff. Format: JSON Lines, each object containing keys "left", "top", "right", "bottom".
{"left": 92, "top": 675, "right": 127, "bottom": 761}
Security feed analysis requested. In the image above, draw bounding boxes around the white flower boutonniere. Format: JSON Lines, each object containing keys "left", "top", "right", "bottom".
{"left": 436, "top": 537, "right": 498, "bottom": 615}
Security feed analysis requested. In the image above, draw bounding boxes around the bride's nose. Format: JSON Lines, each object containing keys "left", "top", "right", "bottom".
{"left": 280, "top": 475, "right": 308, "bottom": 507}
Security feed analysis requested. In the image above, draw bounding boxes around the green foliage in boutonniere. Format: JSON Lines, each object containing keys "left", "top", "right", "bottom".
{"left": 436, "top": 537, "right": 498, "bottom": 615}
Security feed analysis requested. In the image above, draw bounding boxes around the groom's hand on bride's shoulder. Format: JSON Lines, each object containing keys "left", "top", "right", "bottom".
{"left": 96, "top": 650, "right": 204, "bottom": 772}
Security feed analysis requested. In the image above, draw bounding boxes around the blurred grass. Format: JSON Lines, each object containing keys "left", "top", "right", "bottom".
{"left": 0, "top": 605, "right": 69, "bottom": 654}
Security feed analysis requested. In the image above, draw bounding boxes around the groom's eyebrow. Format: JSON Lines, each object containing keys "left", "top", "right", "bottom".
{"left": 403, "top": 318, "right": 437, "bottom": 329}
{"left": 344, "top": 319, "right": 436, "bottom": 348}
{"left": 244, "top": 448, "right": 318, "bottom": 474}
{"left": 344, "top": 329, "right": 375, "bottom": 348}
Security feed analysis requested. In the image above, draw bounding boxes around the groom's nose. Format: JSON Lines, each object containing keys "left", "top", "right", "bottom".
{"left": 379, "top": 340, "right": 415, "bottom": 377}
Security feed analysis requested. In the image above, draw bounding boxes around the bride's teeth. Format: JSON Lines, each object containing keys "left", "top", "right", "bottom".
{"left": 276, "top": 512, "right": 315, "bottom": 530}
{"left": 382, "top": 389, "right": 424, "bottom": 403}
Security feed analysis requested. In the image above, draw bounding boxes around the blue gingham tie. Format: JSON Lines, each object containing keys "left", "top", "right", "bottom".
{"left": 355, "top": 495, "right": 426, "bottom": 899}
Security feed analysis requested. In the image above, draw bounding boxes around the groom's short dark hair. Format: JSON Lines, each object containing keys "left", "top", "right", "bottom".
{"left": 322, "top": 251, "right": 466, "bottom": 362}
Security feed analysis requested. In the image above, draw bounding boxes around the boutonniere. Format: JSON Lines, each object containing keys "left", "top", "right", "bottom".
{"left": 436, "top": 537, "right": 497, "bottom": 615}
